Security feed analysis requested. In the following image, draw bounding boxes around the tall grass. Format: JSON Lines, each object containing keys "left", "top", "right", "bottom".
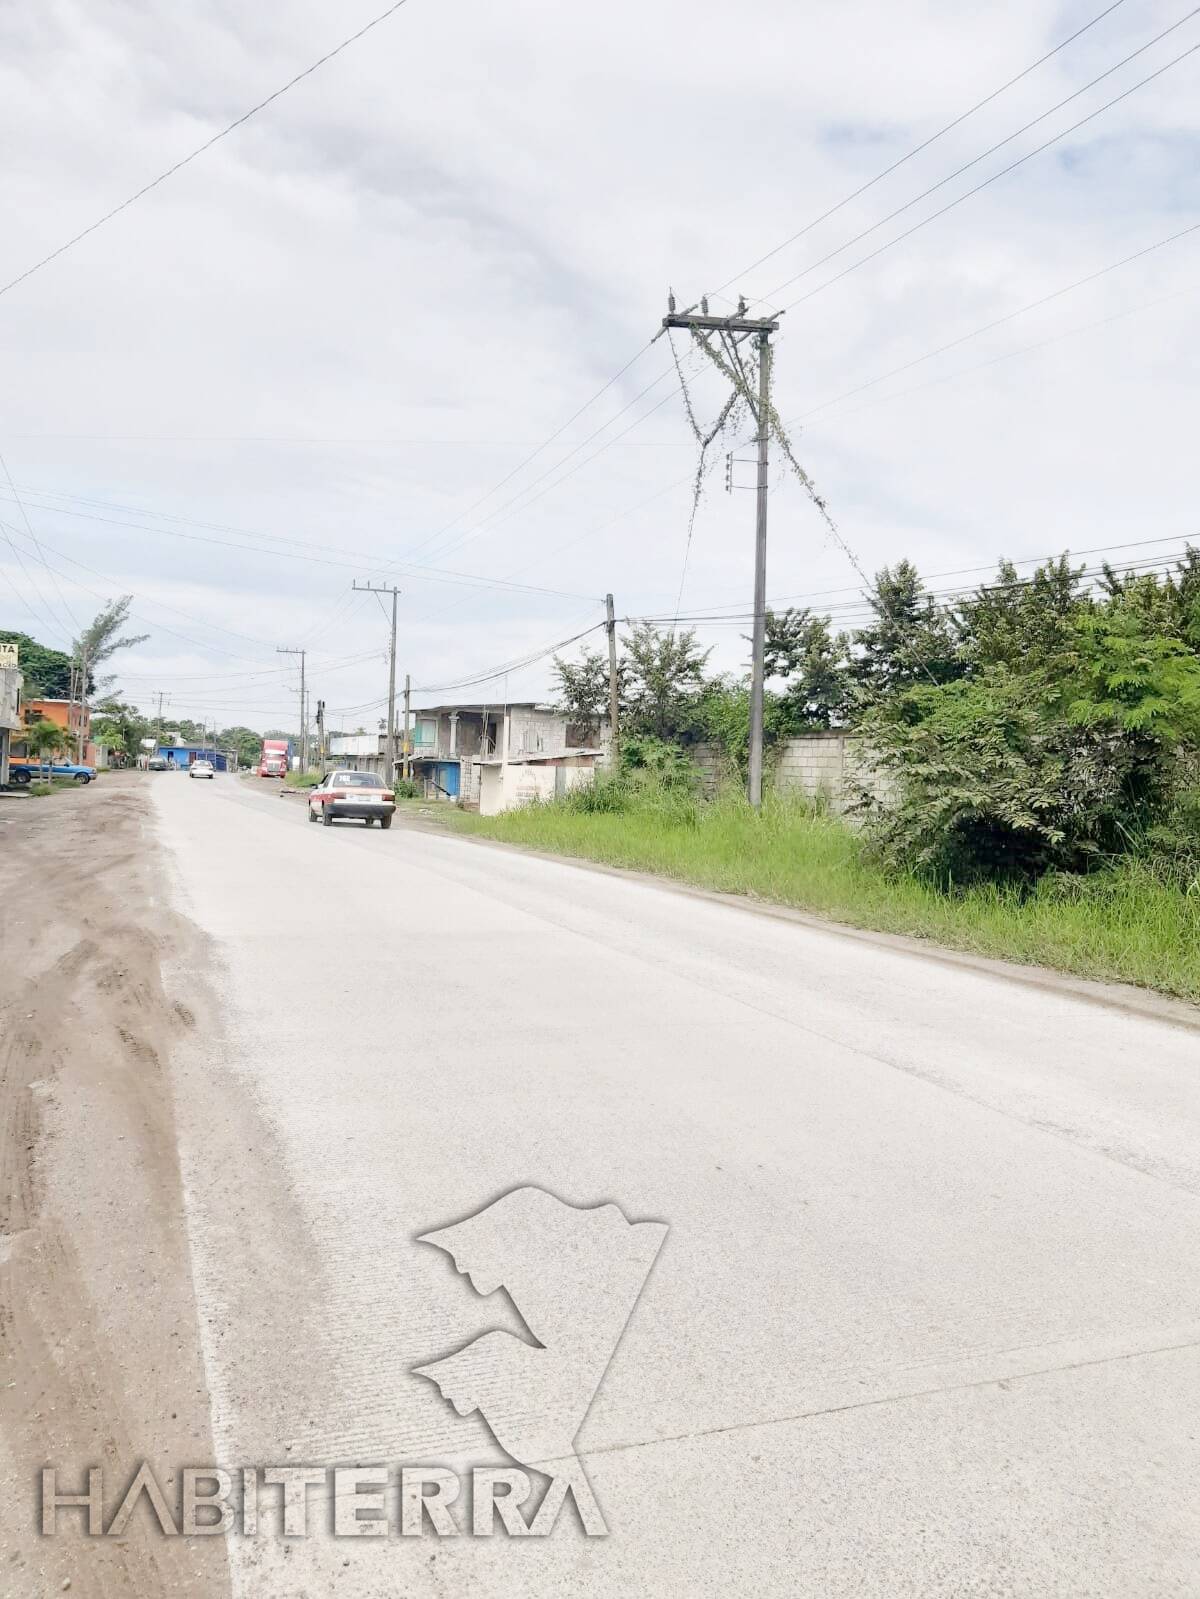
{"left": 451, "top": 786, "right": 1200, "bottom": 1003}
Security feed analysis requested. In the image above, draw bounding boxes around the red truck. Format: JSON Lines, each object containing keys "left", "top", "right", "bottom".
{"left": 257, "top": 738, "right": 291, "bottom": 778}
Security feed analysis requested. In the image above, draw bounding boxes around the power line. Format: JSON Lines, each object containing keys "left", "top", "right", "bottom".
{"left": 772, "top": 29, "right": 1200, "bottom": 314}
{"left": 682, "top": 533, "right": 1200, "bottom": 614}
{"left": 327, "top": 616, "right": 606, "bottom": 712}
{"left": 713, "top": 0, "right": 1132, "bottom": 300}
{"left": 631, "top": 546, "right": 1200, "bottom": 630}
{"left": 387, "top": 3, "right": 1136, "bottom": 585}
{"left": 0, "top": 447, "right": 82, "bottom": 639}
{"left": 0, "top": 518, "right": 271, "bottom": 663}
{"left": 782, "top": 220, "right": 1200, "bottom": 426}
{"left": 0, "top": 0, "right": 415, "bottom": 300}
{"left": 404, "top": 23, "right": 1197, "bottom": 602}
{"left": 392, "top": 342, "right": 661, "bottom": 563}
{"left": 397, "top": 356, "right": 702, "bottom": 570}
{"left": 0, "top": 488, "right": 602, "bottom": 601}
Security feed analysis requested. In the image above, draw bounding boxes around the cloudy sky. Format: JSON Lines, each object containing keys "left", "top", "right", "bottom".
{"left": 1, "top": 0, "right": 1197, "bottom": 732}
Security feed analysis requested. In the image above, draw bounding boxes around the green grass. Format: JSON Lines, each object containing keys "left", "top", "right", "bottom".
{"left": 283, "top": 768, "right": 323, "bottom": 789}
{"left": 29, "top": 777, "right": 78, "bottom": 797}
{"left": 449, "top": 789, "right": 1200, "bottom": 1004}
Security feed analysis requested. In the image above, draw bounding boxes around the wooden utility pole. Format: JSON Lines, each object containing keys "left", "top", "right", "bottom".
{"left": 352, "top": 582, "right": 400, "bottom": 782}
{"left": 276, "top": 647, "right": 308, "bottom": 771}
{"left": 605, "top": 592, "right": 620, "bottom": 770}
{"left": 660, "top": 302, "right": 779, "bottom": 808}
{"left": 403, "top": 674, "right": 411, "bottom": 781}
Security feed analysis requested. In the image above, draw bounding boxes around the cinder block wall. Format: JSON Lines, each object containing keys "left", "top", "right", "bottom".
{"left": 774, "top": 731, "right": 891, "bottom": 813}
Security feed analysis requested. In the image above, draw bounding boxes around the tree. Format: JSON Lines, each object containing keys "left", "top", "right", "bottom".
{"left": 848, "top": 561, "right": 961, "bottom": 697}
{"left": 956, "top": 554, "right": 1087, "bottom": 673}
{"left": 0, "top": 631, "right": 82, "bottom": 698}
{"left": 551, "top": 646, "right": 624, "bottom": 740}
{"left": 72, "top": 597, "right": 149, "bottom": 757}
{"left": 622, "top": 623, "right": 710, "bottom": 740}
{"left": 764, "top": 607, "right": 847, "bottom": 728}
{"left": 219, "top": 726, "right": 265, "bottom": 766}
{"left": 91, "top": 697, "right": 151, "bottom": 762}
{"left": 74, "top": 597, "right": 148, "bottom": 680}
{"left": 858, "top": 602, "right": 1200, "bottom": 882}
{"left": 1098, "top": 545, "right": 1200, "bottom": 651}
{"left": 1065, "top": 604, "right": 1200, "bottom": 745}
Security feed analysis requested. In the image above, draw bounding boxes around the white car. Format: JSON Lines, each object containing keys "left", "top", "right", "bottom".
{"left": 308, "top": 769, "right": 396, "bottom": 828}
{"left": 189, "top": 760, "right": 216, "bottom": 779}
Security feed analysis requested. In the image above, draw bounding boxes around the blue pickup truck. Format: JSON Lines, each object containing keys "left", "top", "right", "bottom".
{"left": 8, "top": 760, "right": 97, "bottom": 785}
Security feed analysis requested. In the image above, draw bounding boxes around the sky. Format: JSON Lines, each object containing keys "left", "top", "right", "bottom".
{"left": 0, "top": 0, "right": 1198, "bottom": 734}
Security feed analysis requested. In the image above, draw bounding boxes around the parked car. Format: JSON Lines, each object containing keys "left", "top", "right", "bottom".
{"left": 8, "top": 759, "right": 97, "bottom": 785}
{"left": 189, "top": 760, "right": 215, "bottom": 780}
{"left": 147, "top": 756, "right": 168, "bottom": 771}
{"left": 307, "top": 770, "right": 396, "bottom": 828}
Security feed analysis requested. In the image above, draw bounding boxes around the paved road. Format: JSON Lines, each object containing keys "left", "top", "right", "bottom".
{"left": 151, "top": 773, "right": 1200, "bottom": 1597}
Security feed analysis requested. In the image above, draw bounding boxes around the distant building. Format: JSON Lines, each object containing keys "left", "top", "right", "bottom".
{"left": 326, "top": 703, "right": 610, "bottom": 806}
{"left": 155, "top": 740, "right": 229, "bottom": 772}
{"left": 407, "top": 703, "right": 610, "bottom": 804}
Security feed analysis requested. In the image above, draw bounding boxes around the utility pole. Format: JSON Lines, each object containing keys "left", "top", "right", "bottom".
{"left": 156, "top": 691, "right": 166, "bottom": 749}
{"left": 74, "top": 645, "right": 89, "bottom": 763}
{"left": 605, "top": 592, "right": 620, "bottom": 770}
{"left": 315, "top": 698, "right": 326, "bottom": 772}
{"left": 353, "top": 582, "right": 400, "bottom": 782}
{"left": 662, "top": 301, "right": 779, "bottom": 808}
{"left": 403, "top": 674, "right": 411, "bottom": 781}
{"left": 276, "top": 647, "right": 308, "bottom": 771}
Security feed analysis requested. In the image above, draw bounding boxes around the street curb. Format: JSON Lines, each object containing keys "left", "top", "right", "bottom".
{"left": 430, "top": 823, "right": 1200, "bottom": 1036}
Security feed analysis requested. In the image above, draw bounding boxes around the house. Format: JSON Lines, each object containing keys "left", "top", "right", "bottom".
{"left": 14, "top": 697, "right": 96, "bottom": 766}
{"left": 405, "top": 703, "right": 610, "bottom": 804}
{"left": 0, "top": 661, "right": 22, "bottom": 786}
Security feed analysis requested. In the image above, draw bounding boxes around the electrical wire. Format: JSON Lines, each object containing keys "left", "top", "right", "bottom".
{"left": 0, "top": 489, "right": 602, "bottom": 601}
{"left": 708, "top": 0, "right": 1133, "bottom": 300}
{"left": 771, "top": 30, "right": 1200, "bottom": 314}
{"left": 370, "top": 0, "right": 1136, "bottom": 583}
{"left": 0, "top": 0, "right": 415, "bottom": 300}
{"left": 781, "top": 220, "right": 1200, "bottom": 426}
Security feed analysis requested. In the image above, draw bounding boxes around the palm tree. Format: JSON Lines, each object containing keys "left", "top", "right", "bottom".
{"left": 22, "top": 718, "right": 70, "bottom": 778}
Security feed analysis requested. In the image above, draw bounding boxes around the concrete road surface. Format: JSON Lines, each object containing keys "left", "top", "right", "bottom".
{"left": 147, "top": 773, "right": 1200, "bottom": 1596}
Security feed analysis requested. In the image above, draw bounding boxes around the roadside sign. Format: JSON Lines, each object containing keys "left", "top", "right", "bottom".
{"left": 0, "top": 642, "right": 17, "bottom": 667}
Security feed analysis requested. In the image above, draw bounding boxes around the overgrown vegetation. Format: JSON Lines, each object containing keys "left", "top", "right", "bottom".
{"left": 453, "top": 787, "right": 1200, "bottom": 1002}
{"left": 531, "top": 546, "right": 1200, "bottom": 995}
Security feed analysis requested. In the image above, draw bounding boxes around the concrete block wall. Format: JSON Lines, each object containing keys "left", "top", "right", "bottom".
{"left": 508, "top": 708, "right": 568, "bottom": 757}
{"left": 775, "top": 731, "right": 847, "bottom": 808}
{"left": 688, "top": 742, "right": 727, "bottom": 798}
{"left": 774, "top": 731, "right": 892, "bottom": 814}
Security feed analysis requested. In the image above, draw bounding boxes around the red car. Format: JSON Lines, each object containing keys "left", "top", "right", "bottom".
{"left": 307, "top": 770, "right": 396, "bottom": 829}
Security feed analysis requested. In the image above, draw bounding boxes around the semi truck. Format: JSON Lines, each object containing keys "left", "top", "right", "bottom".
{"left": 257, "top": 738, "right": 291, "bottom": 778}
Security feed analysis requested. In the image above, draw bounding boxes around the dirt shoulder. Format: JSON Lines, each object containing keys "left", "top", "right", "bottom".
{"left": 0, "top": 776, "right": 230, "bottom": 1598}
